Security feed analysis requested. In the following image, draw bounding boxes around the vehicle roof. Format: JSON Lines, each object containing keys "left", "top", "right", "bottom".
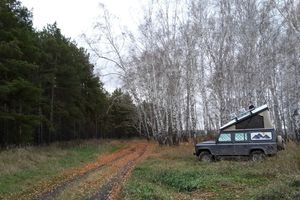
{"left": 221, "top": 128, "right": 275, "bottom": 133}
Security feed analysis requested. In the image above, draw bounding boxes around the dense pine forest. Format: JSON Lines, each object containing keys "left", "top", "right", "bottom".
{"left": 0, "top": 0, "right": 137, "bottom": 146}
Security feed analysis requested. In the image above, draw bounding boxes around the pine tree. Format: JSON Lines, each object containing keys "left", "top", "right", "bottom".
{"left": 106, "top": 89, "right": 137, "bottom": 138}
{"left": 0, "top": 0, "right": 41, "bottom": 145}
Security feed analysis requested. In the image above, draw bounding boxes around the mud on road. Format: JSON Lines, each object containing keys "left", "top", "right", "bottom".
{"left": 11, "top": 140, "right": 152, "bottom": 200}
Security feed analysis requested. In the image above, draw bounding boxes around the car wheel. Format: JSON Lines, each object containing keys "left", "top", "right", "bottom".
{"left": 199, "top": 151, "right": 213, "bottom": 162}
{"left": 251, "top": 151, "right": 265, "bottom": 162}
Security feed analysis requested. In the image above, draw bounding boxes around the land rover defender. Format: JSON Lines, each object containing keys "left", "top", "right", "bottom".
{"left": 194, "top": 105, "right": 284, "bottom": 161}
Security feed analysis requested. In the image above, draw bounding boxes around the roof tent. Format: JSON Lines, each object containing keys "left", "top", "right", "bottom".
{"left": 220, "top": 104, "right": 273, "bottom": 131}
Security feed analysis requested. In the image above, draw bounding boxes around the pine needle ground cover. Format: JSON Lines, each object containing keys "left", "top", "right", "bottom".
{"left": 0, "top": 139, "right": 124, "bottom": 198}
{"left": 120, "top": 143, "right": 300, "bottom": 200}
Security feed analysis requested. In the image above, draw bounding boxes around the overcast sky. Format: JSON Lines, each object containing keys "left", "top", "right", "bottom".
{"left": 21, "top": 0, "right": 144, "bottom": 92}
{"left": 21, "top": 0, "right": 143, "bottom": 40}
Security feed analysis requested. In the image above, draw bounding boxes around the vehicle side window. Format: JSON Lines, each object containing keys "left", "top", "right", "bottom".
{"left": 250, "top": 132, "right": 272, "bottom": 140}
{"left": 218, "top": 133, "right": 231, "bottom": 142}
{"left": 234, "top": 133, "right": 247, "bottom": 141}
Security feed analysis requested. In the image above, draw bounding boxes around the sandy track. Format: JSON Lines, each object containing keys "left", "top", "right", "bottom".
{"left": 87, "top": 143, "right": 148, "bottom": 200}
{"left": 5, "top": 140, "right": 151, "bottom": 200}
{"left": 25, "top": 140, "right": 151, "bottom": 200}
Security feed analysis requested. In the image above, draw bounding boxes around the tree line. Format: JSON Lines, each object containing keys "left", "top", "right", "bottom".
{"left": 0, "top": 0, "right": 137, "bottom": 146}
{"left": 89, "top": 0, "right": 300, "bottom": 144}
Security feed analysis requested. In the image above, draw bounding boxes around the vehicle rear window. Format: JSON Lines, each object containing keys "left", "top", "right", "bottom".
{"left": 219, "top": 133, "right": 231, "bottom": 142}
{"left": 234, "top": 133, "right": 247, "bottom": 141}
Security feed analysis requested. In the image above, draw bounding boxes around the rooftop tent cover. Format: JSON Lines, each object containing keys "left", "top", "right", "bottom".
{"left": 220, "top": 104, "right": 269, "bottom": 130}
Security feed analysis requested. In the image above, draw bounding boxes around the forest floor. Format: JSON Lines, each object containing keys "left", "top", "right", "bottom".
{"left": 0, "top": 139, "right": 299, "bottom": 200}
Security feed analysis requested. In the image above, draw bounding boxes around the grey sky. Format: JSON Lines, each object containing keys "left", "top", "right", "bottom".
{"left": 21, "top": 0, "right": 144, "bottom": 92}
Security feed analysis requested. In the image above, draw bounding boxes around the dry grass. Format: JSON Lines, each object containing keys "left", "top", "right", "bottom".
{"left": 57, "top": 141, "right": 151, "bottom": 200}
{"left": 0, "top": 139, "right": 126, "bottom": 176}
{"left": 1, "top": 140, "right": 299, "bottom": 200}
{"left": 120, "top": 142, "right": 300, "bottom": 200}
{"left": 0, "top": 139, "right": 124, "bottom": 199}
{"left": 0, "top": 145, "right": 68, "bottom": 176}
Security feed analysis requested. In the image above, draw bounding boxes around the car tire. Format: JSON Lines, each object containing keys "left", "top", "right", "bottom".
{"left": 199, "top": 151, "right": 213, "bottom": 162}
{"left": 251, "top": 151, "right": 265, "bottom": 162}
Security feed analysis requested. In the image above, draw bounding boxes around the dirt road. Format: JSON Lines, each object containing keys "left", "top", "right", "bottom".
{"left": 11, "top": 140, "right": 152, "bottom": 200}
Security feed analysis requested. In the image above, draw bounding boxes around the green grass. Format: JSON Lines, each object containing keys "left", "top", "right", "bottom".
{"left": 0, "top": 139, "right": 124, "bottom": 197}
{"left": 120, "top": 143, "right": 300, "bottom": 200}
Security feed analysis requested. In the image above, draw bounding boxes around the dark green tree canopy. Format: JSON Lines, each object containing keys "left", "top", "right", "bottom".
{"left": 0, "top": 0, "right": 138, "bottom": 146}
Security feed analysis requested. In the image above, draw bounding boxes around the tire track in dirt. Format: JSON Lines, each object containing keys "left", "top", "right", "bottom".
{"left": 37, "top": 141, "right": 148, "bottom": 200}
{"left": 7, "top": 141, "right": 149, "bottom": 200}
{"left": 38, "top": 152, "right": 124, "bottom": 200}
{"left": 38, "top": 142, "right": 147, "bottom": 200}
{"left": 86, "top": 143, "right": 149, "bottom": 200}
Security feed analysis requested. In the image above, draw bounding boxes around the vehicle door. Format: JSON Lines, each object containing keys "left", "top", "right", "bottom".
{"left": 215, "top": 133, "right": 234, "bottom": 155}
{"left": 233, "top": 132, "right": 249, "bottom": 155}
